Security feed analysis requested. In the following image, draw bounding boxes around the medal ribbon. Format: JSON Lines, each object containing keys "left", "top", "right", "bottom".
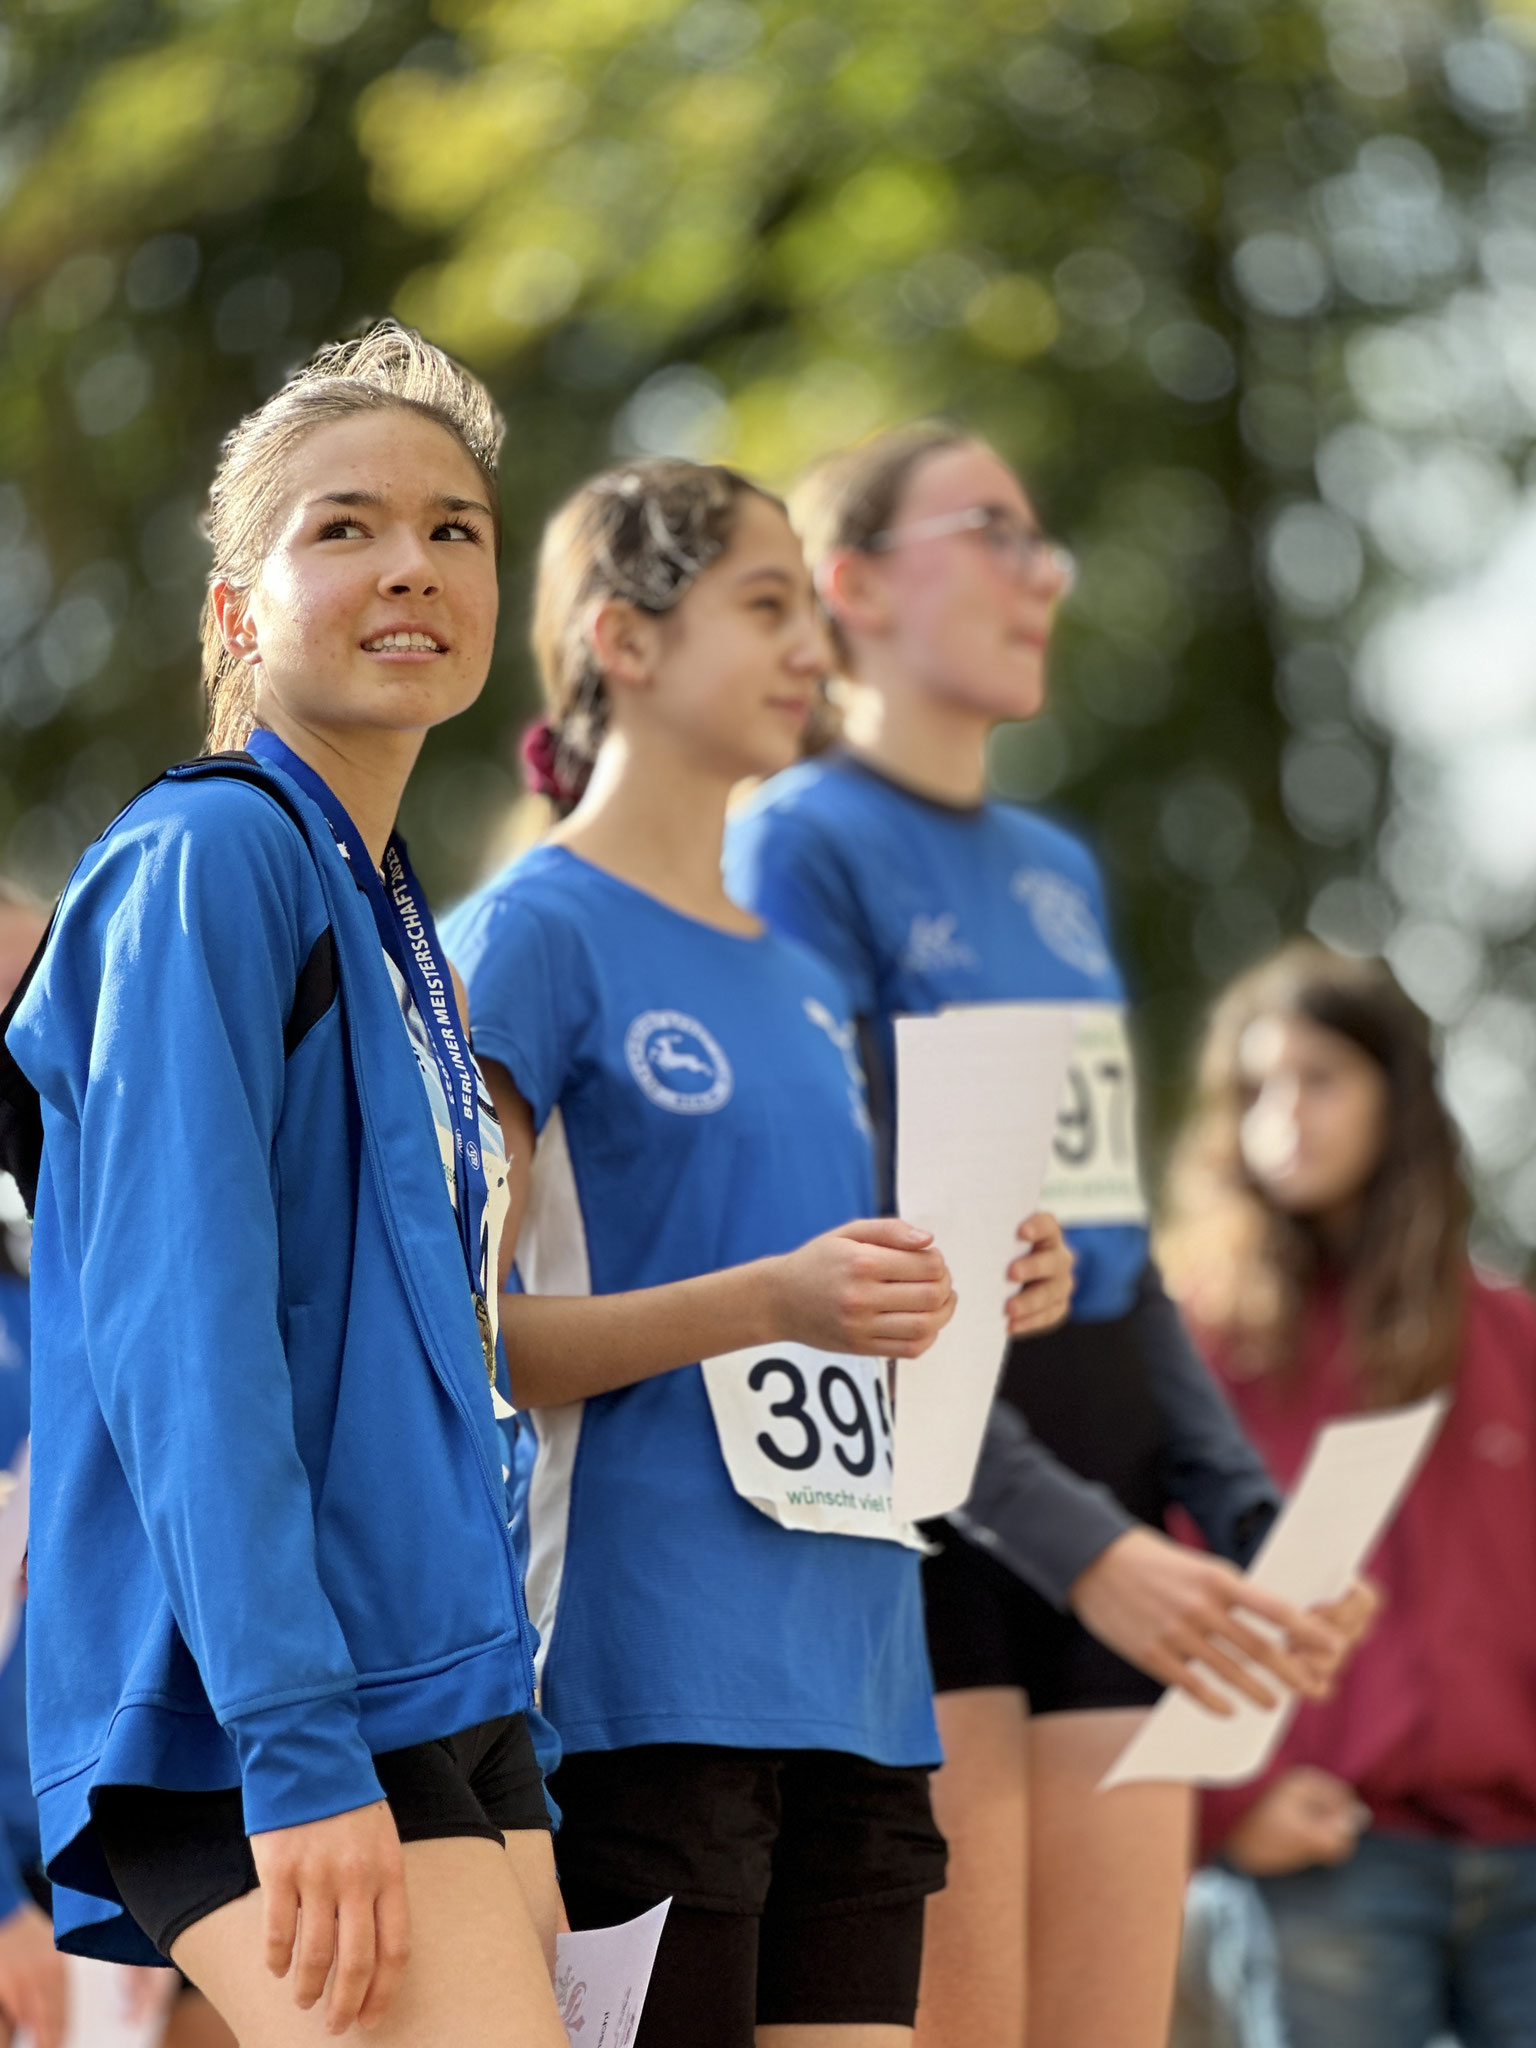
{"left": 245, "top": 730, "right": 495, "bottom": 1380}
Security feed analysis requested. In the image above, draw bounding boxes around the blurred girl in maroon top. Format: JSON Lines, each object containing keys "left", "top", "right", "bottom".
{"left": 1162, "top": 941, "right": 1536, "bottom": 2048}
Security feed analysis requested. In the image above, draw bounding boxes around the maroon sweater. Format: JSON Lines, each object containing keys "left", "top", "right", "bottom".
{"left": 1194, "top": 1270, "right": 1536, "bottom": 1858}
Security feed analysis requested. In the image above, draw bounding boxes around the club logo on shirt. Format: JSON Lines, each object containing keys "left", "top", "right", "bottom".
{"left": 1010, "top": 867, "right": 1110, "bottom": 977}
{"left": 901, "top": 912, "right": 978, "bottom": 976}
{"left": 624, "top": 1010, "right": 734, "bottom": 1115}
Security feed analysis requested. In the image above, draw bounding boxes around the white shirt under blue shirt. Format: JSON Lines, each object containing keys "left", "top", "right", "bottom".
{"left": 443, "top": 845, "right": 939, "bottom": 1768}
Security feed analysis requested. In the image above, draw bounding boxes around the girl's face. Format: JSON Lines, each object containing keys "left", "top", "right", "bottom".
{"left": 223, "top": 408, "right": 500, "bottom": 741}
{"left": 1237, "top": 1013, "right": 1390, "bottom": 1220}
{"left": 624, "top": 492, "right": 830, "bottom": 780}
{"left": 843, "top": 440, "right": 1070, "bottom": 721}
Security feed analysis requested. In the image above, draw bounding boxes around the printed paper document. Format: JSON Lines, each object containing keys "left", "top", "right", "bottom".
{"left": 892, "top": 1003, "right": 1077, "bottom": 1522}
{"left": 555, "top": 1898, "right": 670, "bottom": 2048}
{"left": 1102, "top": 1395, "right": 1447, "bottom": 1790}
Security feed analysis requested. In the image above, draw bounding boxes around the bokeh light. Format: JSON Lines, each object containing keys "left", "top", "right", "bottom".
{"left": 3, "top": 0, "right": 1536, "bottom": 1253}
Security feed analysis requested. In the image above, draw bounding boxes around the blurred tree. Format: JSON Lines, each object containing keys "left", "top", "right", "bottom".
{"left": 1, "top": 0, "right": 1532, "bottom": 1172}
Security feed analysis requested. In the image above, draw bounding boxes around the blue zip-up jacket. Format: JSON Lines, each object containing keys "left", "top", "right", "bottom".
{"left": 5, "top": 759, "right": 537, "bottom": 1962}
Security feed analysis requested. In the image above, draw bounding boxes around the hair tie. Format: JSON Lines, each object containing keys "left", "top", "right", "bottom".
{"left": 520, "top": 717, "right": 572, "bottom": 803}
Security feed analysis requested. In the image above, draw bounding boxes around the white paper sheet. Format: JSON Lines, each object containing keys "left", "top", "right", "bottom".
{"left": 1102, "top": 1394, "right": 1448, "bottom": 1790}
{"left": 891, "top": 1003, "right": 1078, "bottom": 1522}
{"left": 554, "top": 1898, "right": 670, "bottom": 2048}
{"left": 15, "top": 1954, "right": 175, "bottom": 2048}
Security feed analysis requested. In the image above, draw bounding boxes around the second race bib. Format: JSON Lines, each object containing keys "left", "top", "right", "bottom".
{"left": 1038, "top": 1004, "right": 1148, "bottom": 1227}
{"left": 701, "top": 1343, "right": 926, "bottom": 1548}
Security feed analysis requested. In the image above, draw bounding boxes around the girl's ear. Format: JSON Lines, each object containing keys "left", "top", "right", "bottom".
{"left": 212, "top": 579, "right": 261, "bottom": 666}
{"left": 816, "top": 547, "right": 891, "bottom": 641}
{"left": 587, "top": 597, "right": 661, "bottom": 695}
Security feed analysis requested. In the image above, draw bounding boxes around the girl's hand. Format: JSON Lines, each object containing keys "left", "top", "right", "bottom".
{"left": 250, "top": 1801, "right": 411, "bottom": 2034}
{"left": 1296, "top": 1578, "right": 1380, "bottom": 1695}
{"left": 0, "top": 1901, "right": 67, "bottom": 2048}
{"left": 767, "top": 1219, "right": 956, "bottom": 1358}
{"left": 1224, "top": 1767, "right": 1369, "bottom": 1876}
{"left": 1069, "top": 1527, "right": 1348, "bottom": 1714}
{"left": 1005, "top": 1211, "right": 1074, "bottom": 1337}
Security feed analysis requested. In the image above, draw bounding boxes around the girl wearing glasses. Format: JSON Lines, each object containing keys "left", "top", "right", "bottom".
{"left": 726, "top": 422, "right": 1366, "bottom": 2048}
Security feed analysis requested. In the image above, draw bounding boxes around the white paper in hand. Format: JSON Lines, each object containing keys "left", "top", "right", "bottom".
{"left": 555, "top": 1898, "right": 670, "bottom": 2048}
{"left": 1102, "top": 1394, "right": 1448, "bottom": 1791}
{"left": 892, "top": 1003, "right": 1078, "bottom": 1522}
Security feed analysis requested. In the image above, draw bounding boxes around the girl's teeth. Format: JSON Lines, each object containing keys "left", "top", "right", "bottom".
{"left": 367, "top": 632, "right": 442, "bottom": 650}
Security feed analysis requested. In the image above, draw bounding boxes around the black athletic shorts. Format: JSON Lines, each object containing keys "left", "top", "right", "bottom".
{"left": 922, "top": 1519, "right": 1164, "bottom": 1711}
{"left": 923, "top": 1309, "right": 1168, "bottom": 1714}
{"left": 550, "top": 1744, "right": 948, "bottom": 2043}
{"left": 95, "top": 1713, "right": 549, "bottom": 1958}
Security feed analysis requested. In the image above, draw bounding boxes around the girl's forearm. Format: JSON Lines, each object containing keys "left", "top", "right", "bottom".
{"left": 501, "top": 1257, "right": 782, "bottom": 1406}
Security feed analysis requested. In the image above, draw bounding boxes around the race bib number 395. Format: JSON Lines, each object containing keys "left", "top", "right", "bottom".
{"left": 1037, "top": 1004, "right": 1148, "bottom": 1227}
{"left": 701, "top": 1343, "right": 925, "bottom": 1549}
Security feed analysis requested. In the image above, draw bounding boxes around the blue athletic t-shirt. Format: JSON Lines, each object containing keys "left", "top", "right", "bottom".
{"left": 443, "top": 844, "right": 938, "bottom": 1766}
{"left": 725, "top": 751, "right": 1147, "bottom": 1321}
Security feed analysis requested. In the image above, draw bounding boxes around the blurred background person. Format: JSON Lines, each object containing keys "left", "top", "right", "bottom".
{"left": 1161, "top": 941, "right": 1536, "bottom": 2048}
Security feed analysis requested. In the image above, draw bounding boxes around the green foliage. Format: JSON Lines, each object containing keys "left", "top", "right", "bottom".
{"left": 1, "top": 0, "right": 1530, "bottom": 1150}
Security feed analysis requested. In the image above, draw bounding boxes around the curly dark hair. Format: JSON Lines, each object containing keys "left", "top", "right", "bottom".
{"left": 1160, "top": 940, "right": 1469, "bottom": 1404}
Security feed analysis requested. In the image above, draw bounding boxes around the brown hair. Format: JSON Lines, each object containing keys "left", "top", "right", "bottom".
{"left": 200, "top": 321, "right": 504, "bottom": 753}
{"left": 1159, "top": 941, "right": 1469, "bottom": 1404}
{"left": 788, "top": 420, "right": 973, "bottom": 747}
{"left": 792, "top": 419, "right": 972, "bottom": 569}
{"left": 529, "top": 457, "right": 779, "bottom": 810}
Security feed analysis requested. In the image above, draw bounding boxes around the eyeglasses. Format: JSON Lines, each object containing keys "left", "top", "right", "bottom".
{"left": 865, "top": 505, "right": 1077, "bottom": 593}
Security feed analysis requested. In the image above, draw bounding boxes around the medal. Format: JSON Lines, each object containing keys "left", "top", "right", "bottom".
{"left": 247, "top": 731, "right": 497, "bottom": 1391}
{"left": 474, "top": 1291, "right": 497, "bottom": 1388}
